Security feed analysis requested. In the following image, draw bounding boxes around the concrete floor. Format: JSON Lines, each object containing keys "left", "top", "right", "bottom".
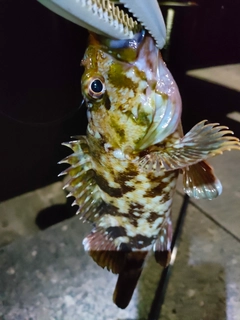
{"left": 162, "top": 152, "right": 240, "bottom": 320}
{"left": 0, "top": 151, "right": 239, "bottom": 320}
{"left": 0, "top": 67, "right": 240, "bottom": 319}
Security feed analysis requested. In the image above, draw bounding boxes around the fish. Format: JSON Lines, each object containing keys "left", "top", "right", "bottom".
{"left": 59, "top": 29, "right": 240, "bottom": 309}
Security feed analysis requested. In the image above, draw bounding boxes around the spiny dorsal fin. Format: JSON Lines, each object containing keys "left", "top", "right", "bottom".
{"left": 59, "top": 136, "right": 103, "bottom": 222}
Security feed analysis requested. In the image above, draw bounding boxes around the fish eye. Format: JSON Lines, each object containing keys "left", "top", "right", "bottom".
{"left": 88, "top": 78, "right": 105, "bottom": 99}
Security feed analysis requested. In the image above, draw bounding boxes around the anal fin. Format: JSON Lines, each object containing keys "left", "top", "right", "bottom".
{"left": 83, "top": 228, "right": 149, "bottom": 309}
{"left": 183, "top": 160, "right": 222, "bottom": 200}
{"left": 83, "top": 229, "right": 126, "bottom": 274}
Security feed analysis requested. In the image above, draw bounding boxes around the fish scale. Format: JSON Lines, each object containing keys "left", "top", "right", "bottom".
{"left": 59, "top": 30, "right": 240, "bottom": 308}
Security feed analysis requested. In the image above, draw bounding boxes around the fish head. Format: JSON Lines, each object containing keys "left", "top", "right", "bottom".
{"left": 81, "top": 31, "right": 182, "bottom": 153}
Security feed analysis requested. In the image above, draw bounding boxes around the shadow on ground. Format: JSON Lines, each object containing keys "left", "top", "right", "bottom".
{"left": 35, "top": 199, "right": 76, "bottom": 230}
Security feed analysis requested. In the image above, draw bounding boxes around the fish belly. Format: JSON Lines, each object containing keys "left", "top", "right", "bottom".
{"left": 91, "top": 150, "right": 179, "bottom": 251}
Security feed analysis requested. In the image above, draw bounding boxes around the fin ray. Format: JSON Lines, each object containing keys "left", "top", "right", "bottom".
{"left": 83, "top": 228, "right": 149, "bottom": 309}
{"left": 153, "top": 218, "right": 172, "bottom": 267}
{"left": 139, "top": 120, "right": 240, "bottom": 173}
{"left": 183, "top": 160, "right": 222, "bottom": 200}
{"left": 83, "top": 229, "right": 126, "bottom": 274}
{"left": 60, "top": 136, "right": 103, "bottom": 222}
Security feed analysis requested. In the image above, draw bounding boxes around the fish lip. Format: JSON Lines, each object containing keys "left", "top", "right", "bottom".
{"left": 106, "top": 29, "right": 145, "bottom": 50}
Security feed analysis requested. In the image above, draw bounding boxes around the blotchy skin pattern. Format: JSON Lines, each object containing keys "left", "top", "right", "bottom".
{"left": 87, "top": 131, "right": 179, "bottom": 251}
{"left": 62, "top": 30, "right": 240, "bottom": 309}
{"left": 80, "top": 32, "right": 182, "bottom": 252}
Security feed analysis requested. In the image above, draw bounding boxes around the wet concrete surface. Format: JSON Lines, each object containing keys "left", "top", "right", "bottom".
{"left": 160, "top": 198, "right": 240, "bottom": 320}
{"left": 0, "top": 192, "right": 183, "bottom": 320}
{"left": 1, "top": 69, "right": 240, "bottom": 318}
{"left": 0, "top": 153, "right": 239, "bottom": 320}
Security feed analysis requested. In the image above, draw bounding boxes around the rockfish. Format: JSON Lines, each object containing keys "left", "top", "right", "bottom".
{"left": 60, "top": 30, "right": 240, "bottom": 309}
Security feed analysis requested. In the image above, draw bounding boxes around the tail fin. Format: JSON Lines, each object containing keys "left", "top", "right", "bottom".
{"left": 83, "top": 229, "right": 148, "bottom": 309}
{"left": 113, "top": 251, "right": 148, "bottom": 309}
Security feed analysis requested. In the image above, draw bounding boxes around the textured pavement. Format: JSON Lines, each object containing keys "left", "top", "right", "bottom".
{"left": 0, "top": 164, "right": 240, "bottom": 320}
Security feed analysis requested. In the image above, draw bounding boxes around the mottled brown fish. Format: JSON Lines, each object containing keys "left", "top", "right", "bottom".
{"left": 60, "top": 30, "right": 240, "bottom": 309}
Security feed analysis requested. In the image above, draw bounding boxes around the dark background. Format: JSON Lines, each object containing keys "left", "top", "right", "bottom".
{"left": 1, "top": 0, "right": 240, "bottom": 201}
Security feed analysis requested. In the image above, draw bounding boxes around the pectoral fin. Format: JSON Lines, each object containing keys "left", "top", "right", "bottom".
{"left": 139, "top": 120, "right": 240, "bottom": 173}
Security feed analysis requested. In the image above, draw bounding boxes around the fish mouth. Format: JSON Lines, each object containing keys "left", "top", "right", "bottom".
{"left": 92, "top": 29, "right": 146, "bottom": 63}
{"left": 105, "top": 29, "right": 145, "bottom": 50}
